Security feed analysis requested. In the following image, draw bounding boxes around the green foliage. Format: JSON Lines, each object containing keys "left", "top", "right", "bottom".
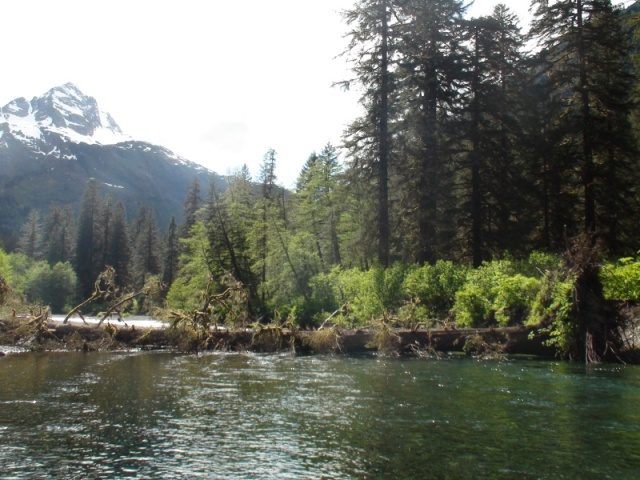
{"left": 0, "top": 247, "right": 12, "bottom": 285}
{"left": 452, "top": 260, "right": 515, "bottom": 327}
{"left": 325, "top": 263, "right": 410, "bottom": 325}
{"left": 23, "top": 261, "right": 77, "bottom": 313}
{"left": 7, "top": 252, "right": 34, "bottom": 296}
{"left": 527, "top": 271, "right": 577, "bottom": 355}
{"left": 514, "top": 252, "right": 562, "bottom": 278}
{"left": 453, "top": 283, "right": 491, "bottom": 328}
{"left": 452, "top": 259, "right": 543, "bottom": 327}
{"left": 600, "top": 257, "right": 640, "bottom": 301}
{"left": 0, "top": 248, "right": 12, "bottom": 305}
{"left": 403, "top": 260, "right": 469, "bottom": 319}
{"left": 492, "top": 275, "right": 541, "bottom": 326}
{"left": 166, "top": 222, "right": 213, "bottom": 310}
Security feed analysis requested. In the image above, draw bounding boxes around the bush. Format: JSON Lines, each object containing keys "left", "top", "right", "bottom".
{"left": 312, "top": 263, "right": 412, "bottom": 326}
{"left": 23, "top": 261, "right": 77, "bottom": 313}
{"left": 0, "top": 248, "right": 12, "bottom": 285}
{"left": 452, "top": 260, "right": 542, "bottom": 328}
{"left": 453, "top": 283, "right": 491, "bottom": 327}
{"left": 403, "top": 260, "right": 468, "bottom": 319}
{"left": 526, "top": 268, "right": 577, "bottom": 354}
{"left": 600, "top": 257, "right": 640, "bottom": 301}
{"left": 492, "top": 275, "right": 540, "bottom": 326}
{"left": 514, "top": 251, "right": 562, "bottom": 278}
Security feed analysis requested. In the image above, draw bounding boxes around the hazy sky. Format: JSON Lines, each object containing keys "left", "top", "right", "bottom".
{"left": 0, "top": 1, "right": 627, "bottom": 186}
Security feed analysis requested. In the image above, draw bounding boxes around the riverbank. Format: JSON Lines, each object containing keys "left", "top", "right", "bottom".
{"left": 0, "top": 316, "right": 556, "bottom": 358}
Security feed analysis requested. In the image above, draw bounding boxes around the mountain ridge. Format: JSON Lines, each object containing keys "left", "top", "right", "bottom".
{"left": 0, "top": 83, "right": 221, "bottom": 249}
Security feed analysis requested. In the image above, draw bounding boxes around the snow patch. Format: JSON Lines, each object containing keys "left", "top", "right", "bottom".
{"left": 104, "top": 183, "right": 125, "bottom": 189}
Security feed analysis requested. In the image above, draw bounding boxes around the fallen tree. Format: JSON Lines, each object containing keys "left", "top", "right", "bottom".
{"left": 0, "top": 314, "right": 554, "bottom": 358}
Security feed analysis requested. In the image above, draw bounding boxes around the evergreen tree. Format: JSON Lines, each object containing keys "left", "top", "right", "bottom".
{"left": 255, "top": 149, "right": 278, "bottom": 305}
{"left": 530, "top": 0, "right": 637, "bottom": 250}
{"left": 100, "top": 195, "right": 113, "bottom": 270}
{"left": 131, "top": 206, "right": 162, "bottom": 290}
{"left": 205, "top": 176, "right": 259, "bottom": 314}
{"left": 106, "top": 202, "right": 131, "bottom": 288}
{"left": 180, "top": 178, "right": 202, "bottom": 239}
{"left": 18, "top": 210, "right": 42, "bottom": 260}
{"left": 75, "top": 179, "right": 103, "bottom": 298}
{"left": 294, "top": 143, "right": 343, "bottom": 272}
{"left": 342, "top": 0, "right": 398, "bottom": 266}
{"left": 163, "top": 216, "right": 180, "bottom": 288}
{"left": 43, "top": 204, "right": 76, "bottom": 265}
{"left": 455, "top": 6, "right": 527, "bottom": 265}
{"left": 395, "top": 0, "right": 468, "bottom": 263}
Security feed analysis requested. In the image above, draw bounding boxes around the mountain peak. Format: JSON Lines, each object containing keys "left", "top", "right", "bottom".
{"left": 1, "top": 83, "right": 130, "bottom": 147}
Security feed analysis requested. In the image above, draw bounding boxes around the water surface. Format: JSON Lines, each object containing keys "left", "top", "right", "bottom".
{"left": 1, "top": 352, "right": 639, "bottom": 479}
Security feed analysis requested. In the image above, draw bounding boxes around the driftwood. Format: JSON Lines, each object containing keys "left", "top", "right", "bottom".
{"left": 85, "top": 324, "right": 556, "bottom": 356}
{"left": 63, "top": 268, "right": 162, "bottom": 327}
{"left": 3, "top": 312, "right": 554, "bottom": 356}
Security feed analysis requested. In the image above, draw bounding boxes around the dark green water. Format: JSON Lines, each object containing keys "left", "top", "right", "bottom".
{"left": 1, "top": 352, "right": 639, "bottom": 479}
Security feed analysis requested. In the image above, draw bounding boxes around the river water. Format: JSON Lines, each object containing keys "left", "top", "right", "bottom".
{"left": 1, "top": 352, "right": 639, "bottom": 479}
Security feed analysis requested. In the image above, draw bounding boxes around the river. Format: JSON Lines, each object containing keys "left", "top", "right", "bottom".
{"left": 1, "top": 352, "right": 639, "bottom": 479}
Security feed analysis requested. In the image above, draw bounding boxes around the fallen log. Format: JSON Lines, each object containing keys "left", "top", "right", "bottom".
{"left": 0, "top": 317, "right": 555, "bottom": 357}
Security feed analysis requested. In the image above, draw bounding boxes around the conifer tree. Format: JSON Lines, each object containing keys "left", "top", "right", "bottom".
{"left": 100, "top": 195, "right": 113, "bottom": 270}
{"left": 106, "top": 202, "right": 131, "bottom": 288}
{"left": 18, "top": 210, "right": 42, "bottom": 260}
{"left": 131, "top": 205, "right": 162, "bottom": 290}
{"left": 180, "top": 178, "right": 202, "bottom": 239}
{"left": 163, "top": 216, "right": 180, "bottom": 288}
{"left": 342, "top": 0, "right": 397, "bottom": 266}
{"left": 255, "top": 149, "right": 278, "bottom": 304}
{"left": 43, "top": 204, "right": 76, "bottom": 265}
{"left": 455, "top": 6, "right": 527, "bottom": 265}
{"left": 205, "top": 176, "right": 259, "bottom": 314}
{"left": 294, "top": 143, "right": 343, "bottom": 271}
{"left": 75, "top": 179, "right": 103, "bottom": 298}
{"left": 530, "top": 0, "right": 637, "bottom": 250}
{"left": 394, "top": 0, "right": 468, "bottom": 263}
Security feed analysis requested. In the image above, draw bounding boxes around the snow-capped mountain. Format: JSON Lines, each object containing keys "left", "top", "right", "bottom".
{"left": 0, "top": 83, "right": 131, "bottom": 153}
{"left": 0, "top": 83, "right": 221, "bottom": 248}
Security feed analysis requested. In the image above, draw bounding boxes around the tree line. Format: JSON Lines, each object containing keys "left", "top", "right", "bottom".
{"left": 6, "top": 177, "right": 182, "bottom": 310}
{"left": 341, "top": 0, "right": 639, "bottom": 268}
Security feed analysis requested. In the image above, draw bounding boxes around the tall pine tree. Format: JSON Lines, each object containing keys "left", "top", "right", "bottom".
{"left": 75, "top": 179, "right": 103, "bottom": 298}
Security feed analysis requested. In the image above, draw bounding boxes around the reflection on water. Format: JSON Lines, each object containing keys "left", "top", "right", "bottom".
{"left": 1, "top": 352, "right": 640, "bottom": 479}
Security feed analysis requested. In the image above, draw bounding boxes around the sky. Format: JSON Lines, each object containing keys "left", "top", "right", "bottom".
{"left": 0, "top": 0, "right": 629, "bottom": 187}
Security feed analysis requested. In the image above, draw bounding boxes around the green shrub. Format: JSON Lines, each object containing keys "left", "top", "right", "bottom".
{"left": 600, "top": 257, "right": 640, "bottom": 301}
{"left": 23, "top": 261, "right": 77, "bottom": 313}
{"left": 453, "top": 283, "right": 491, "bottom": 327}
{"left": 452, "top": 260, "right": 513, "bottom": 327}
{"left": 492, "top": 275, "right": 540, "bottom": 326}
{"left": 514, "top": 251, "right": 562, "bottom": 278}
{"left": 527, "top": 271, "right": 577, "bottom": 354}
{"left": 314, "top": 263, "right": 412, "bottom": 326}
{"left": 333, "top": 267, "right": 379, "bottom": 324}
{"left": 0, "top": 248, "right": 12, "bottom": 285}
{"left": 403, "top": 260, "right": 468, "bottom": 319}
{"left": 452, "top": 260, "right": 542, "bottom": 328}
